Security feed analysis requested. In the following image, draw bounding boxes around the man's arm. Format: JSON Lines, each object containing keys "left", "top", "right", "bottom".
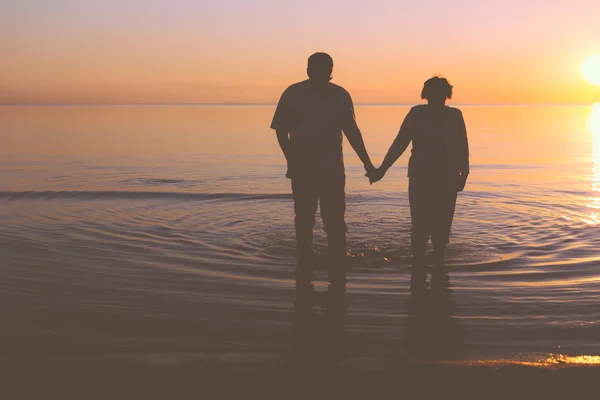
{"left": 344, "top": 124, "right": 375, "bottom": 173}
{"left": 271, "top": 88, "right": 295, "bottom": 178}
{"left": 342, "top": 96, "right": 375, "bottom": 175}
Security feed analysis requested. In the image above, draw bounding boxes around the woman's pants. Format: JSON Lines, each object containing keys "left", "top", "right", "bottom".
{"left": 409, "top": 176, "right": 458, "bottom": 257}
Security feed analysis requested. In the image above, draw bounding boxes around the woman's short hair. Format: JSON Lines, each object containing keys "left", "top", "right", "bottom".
{"left": 421, "top": 76, "right": 453, "bottom": 100}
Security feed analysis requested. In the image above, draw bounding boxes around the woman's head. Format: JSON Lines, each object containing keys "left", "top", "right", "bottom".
{"left": 421, "top": 76, "right": 453, "bottom": 104}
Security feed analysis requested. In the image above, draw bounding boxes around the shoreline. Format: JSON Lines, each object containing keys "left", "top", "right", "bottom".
{"left": 4, "top": 357, "right": 600, "bottom": 398}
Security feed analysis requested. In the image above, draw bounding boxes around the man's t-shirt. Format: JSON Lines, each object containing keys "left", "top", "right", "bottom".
{"left": 271, "top": 80, "right": 357, "bottom": 183}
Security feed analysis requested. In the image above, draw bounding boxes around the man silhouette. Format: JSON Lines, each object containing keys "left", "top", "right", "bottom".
{"left": 271, "top": 52, "right": 375, "bottom": 281}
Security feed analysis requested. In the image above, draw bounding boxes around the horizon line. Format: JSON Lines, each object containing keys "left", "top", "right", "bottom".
{"left": 0, "top": 102, "right": 598, "bottom": 107}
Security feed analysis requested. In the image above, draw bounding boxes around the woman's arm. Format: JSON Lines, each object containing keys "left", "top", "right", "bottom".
{"left": 368, "top": 110, "right": 415, "bottom": 184}
{"left": 380, "top": 109, "right": 415, "bottom": 172}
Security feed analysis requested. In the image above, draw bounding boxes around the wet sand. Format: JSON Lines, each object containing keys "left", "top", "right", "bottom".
{"left": 4, "top": 358, "right": 600, "bottom": 399}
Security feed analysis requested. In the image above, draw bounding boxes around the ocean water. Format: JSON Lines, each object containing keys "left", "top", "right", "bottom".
{"left": 1, "top": 104, "right": 600, "bottom": 365}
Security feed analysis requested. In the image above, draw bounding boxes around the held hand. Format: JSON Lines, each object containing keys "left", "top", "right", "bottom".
{"left": 365, "top": 166, "right": 386, "bottom": 184}
{"left": 371, "top": 167, "right": 386, "bottom": 184}
{"left": 363, "top": 163, "right": 377, "bottom": 184}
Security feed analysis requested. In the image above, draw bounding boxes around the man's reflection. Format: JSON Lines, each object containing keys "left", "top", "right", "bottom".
{"left": 290, "top": 268, "right": 347, "bottom": 366}
{"left": 405, "top": 268, "right": 461, "bottom": 360}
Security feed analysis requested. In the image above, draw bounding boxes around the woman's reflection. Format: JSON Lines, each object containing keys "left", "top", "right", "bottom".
{"left": 290, "top": 270, "right": 347, "bottom": 366}
{"left": 405, "top": 268, "right": 461, "bottom": 360}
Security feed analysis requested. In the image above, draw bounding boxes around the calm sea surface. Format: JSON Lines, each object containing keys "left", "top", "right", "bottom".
{"left": 1, "top": 104, "right": 600, "bottom": 365}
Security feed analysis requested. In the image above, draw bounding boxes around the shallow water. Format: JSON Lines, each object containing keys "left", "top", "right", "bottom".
{"left": 1, "top": 104, "right": 600, "bottom": 364}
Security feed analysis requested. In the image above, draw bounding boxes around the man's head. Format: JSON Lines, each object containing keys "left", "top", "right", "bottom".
{"left": 307, "top": 52, "right": 334, "bottom": 83}
{"left": 421, "top": 76, "right": 453, "bottom": 103}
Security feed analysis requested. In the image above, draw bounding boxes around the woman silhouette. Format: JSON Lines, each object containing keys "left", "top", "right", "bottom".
{"left": 370, "top": 77, "right": 469, "bottom": 266}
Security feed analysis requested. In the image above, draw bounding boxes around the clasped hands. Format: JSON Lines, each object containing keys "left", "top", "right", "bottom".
{"left": 364, "top": 163, "right": 387, "bottom": 185}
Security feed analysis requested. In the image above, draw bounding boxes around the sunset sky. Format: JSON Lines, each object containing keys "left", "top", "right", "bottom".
{"left": 2, "top": 0, "right": 600, "bottom": 105}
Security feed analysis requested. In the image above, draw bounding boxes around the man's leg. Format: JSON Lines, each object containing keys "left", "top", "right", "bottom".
{"left": 319, "top": 179, "right": 347, "bottom": 282}
{"left": 291, "top": 179, "right": 319, "bottom": 272}
{"left": 409, "top": 178, "right": 432, "bottom": 267}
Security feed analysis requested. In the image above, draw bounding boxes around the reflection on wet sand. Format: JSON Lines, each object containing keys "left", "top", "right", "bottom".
{"left": 405, "top": 268, "right": 462, "bottom": 360}
{"left": 290, "top": 269, "right": 347, "bottom": 366}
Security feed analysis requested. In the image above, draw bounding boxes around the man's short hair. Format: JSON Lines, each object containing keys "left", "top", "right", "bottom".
{"left": 308, "top": 52, "right": 334, "bottom": 70}
{"left": 421, "top": 76, "right": 453, "bottom": 100}
{"left": 307, "top": 52, "right": 333, "bottom": 80}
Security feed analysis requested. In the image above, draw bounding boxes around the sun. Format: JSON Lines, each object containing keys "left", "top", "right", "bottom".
{"left": 581, "top": 53, "right": 600, "bottom": 87}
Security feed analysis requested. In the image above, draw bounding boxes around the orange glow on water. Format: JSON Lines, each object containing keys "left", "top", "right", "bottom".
{"left": 543, "top": 354, "right": 600, "bottom": 366}
{"left": 583, "top": 103, "right": 600, "bottom": 225}
{"left": 441, "top": 354, "right": 600, "bottom": 368}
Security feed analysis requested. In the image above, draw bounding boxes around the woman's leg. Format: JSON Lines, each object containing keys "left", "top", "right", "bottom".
{"left": 431, "top": 177, "right": 458, "bottom": 265}
{"left": 409, "top": 178, "right": 432, "bottom": 266}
